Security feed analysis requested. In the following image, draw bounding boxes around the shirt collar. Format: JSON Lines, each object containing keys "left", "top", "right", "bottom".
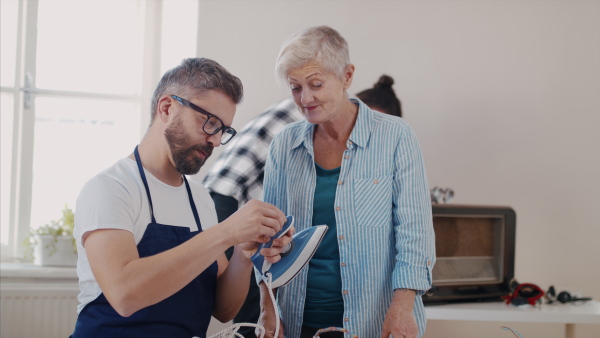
{"left": 348, "top": 98, "right": 373, "bottom": 148}
{"left": 291, "top": 121, "right": 313, "bottom": 151}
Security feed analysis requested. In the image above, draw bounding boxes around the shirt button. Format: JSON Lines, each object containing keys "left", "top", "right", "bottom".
{"left": 348, "top": 141, "right": 353, "bottom": 146}
{"left": 341, "top": 262, "right": 346, "bottom": 267}
{"left": 338, "top": 180, "right": 344, "bottom": 185}
{"left": 335, "top": 207, "right": 341, "bottom": 211}
{"left": 344, "top": 155, "right": 349, "bottom": 159}
{"left": 373, "top": 179, "right": 379, "bottom": 184}
{"left": 428, "top": 260, "right": 432, "bottom": 266}
{"left": 344, "top": 317, "right": 349, "bottom": 322}
{"left": 343, "top": 290, "right": 349, "bottom": 294}
{"left": 339, "top": 235, "right": 344, "bottom": 240}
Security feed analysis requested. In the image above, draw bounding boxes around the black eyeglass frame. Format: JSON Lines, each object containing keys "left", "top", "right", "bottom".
{"left": 171, "top": 95, "right": 237, "bottom": 145}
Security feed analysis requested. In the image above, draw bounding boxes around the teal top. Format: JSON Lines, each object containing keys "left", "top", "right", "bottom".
{"left": 303, "top": 163, "right": 343, "bottom": 328}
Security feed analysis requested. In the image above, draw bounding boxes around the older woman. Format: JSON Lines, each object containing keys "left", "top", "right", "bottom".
{"left": 258, "top": 26, "right": 435, "bottom": 338}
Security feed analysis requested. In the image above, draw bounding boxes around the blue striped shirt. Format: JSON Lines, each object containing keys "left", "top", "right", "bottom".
{"left": 263, "top": 99, "right": 435, "bottom": 338}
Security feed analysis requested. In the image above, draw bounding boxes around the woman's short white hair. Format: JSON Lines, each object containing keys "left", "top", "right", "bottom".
{"left": 275, "top": 25, "right": 350, "bottom": 86}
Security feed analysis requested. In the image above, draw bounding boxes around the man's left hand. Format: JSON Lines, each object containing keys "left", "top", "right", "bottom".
{"left": 239, "top": 226, "right": 295, "bottom": 263}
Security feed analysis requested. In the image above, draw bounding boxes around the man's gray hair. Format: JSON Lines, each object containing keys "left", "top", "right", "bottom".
{"left": 150, "top": 58, "right": 243, "bottom": 122}
{"left": 275, "top": 25, "right": 350, "bottom": 86}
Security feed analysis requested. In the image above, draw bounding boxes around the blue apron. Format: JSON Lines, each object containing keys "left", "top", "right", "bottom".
{"left": 71, "top": 146, "right": 218, "bottom": 338}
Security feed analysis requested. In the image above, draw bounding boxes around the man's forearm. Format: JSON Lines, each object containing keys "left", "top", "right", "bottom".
{"left": 213, "top": 245, "right": 254, "bottom": 322}
{"left": 85, "top": 225, "right": 234, "bottom": 317}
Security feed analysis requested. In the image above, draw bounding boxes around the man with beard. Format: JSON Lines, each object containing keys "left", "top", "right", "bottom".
{"left": 70, "top": 58, "right": 291, "bottom": 338}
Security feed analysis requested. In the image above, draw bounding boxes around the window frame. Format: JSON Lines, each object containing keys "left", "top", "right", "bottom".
{"left": 1, "top": 0, "right": 167, "bottom": 261}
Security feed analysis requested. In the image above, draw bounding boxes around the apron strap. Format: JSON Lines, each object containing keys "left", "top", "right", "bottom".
{"left": 134, "top": 146, "right": 156, "bottom": 224}
{"left": 134, "top": 145, "right": 202, "bottom": 231}
{"left": 183, "top": 176, "right": 202, "bottom": 231}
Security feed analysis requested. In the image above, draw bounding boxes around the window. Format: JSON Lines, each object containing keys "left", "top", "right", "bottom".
{"left": 1, "top": 0, "right": 198, "bottom": 261}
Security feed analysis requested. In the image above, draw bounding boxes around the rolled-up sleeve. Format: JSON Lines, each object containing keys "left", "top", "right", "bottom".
{"left": 391, "top": 126, "right": 436, "bottom": 294}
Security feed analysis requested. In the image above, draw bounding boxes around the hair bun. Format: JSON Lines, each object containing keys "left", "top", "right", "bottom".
{"left": 355, "top": 74, "right": 402, "bottom": 117}
{"left": 374, "top": 75, "right": 394, "bottom": 89}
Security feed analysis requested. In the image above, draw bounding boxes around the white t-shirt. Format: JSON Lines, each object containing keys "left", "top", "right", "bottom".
{"left": 73, "top": 157, "right": 218, "bottom": 313}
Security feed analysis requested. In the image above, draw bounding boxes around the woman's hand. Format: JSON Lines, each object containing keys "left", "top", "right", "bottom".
{"left": 256, "top": 309, "right": 284, "bottom": 338}
{"left": 381, "top": 289, "right": 419, "bottom": 338}
{"left": 257, "top": 282, "right": 285, "bottom": 338}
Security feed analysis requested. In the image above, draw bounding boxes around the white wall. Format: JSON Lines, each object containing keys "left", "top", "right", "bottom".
{"left": 193, "top": 1, "right": 600, "bottom": 337}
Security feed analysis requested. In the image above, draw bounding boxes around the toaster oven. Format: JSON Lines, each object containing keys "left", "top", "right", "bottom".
{"left": 424, "top": 204, "right": 516, "bottom": 304}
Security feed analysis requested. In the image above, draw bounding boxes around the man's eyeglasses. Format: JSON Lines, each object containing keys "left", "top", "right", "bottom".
{"left": 171, "top": 95, "right": 237, "bottom": 145}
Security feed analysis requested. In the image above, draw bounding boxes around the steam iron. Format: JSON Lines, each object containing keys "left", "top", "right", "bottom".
{"left": 251, "top": 216, "right": 328, "bottom": 288}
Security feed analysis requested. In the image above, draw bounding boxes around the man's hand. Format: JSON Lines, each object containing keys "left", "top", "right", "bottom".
{"left": 220, "top": 199, "right": 287, "bottom": 254}
{"left": 381, "top": 289, "right": 419, "bottom": 338}
{"left": 247, "top": 224, "right": 295, "bottom": 262}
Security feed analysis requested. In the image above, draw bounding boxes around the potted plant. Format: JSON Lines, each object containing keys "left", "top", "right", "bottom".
{"left": 26, "top": 204, "right": 77, "bottom": 266}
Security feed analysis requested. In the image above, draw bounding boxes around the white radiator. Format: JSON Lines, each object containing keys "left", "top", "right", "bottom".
{"left": 0, "top": 265, "right": 229, "bottom": 337}
{"left": 1, "top": 284, "right": 79, "bottom": 338}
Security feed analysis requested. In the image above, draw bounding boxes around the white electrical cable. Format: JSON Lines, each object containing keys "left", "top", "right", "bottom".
{"left": 206, "top": 323, "right": 264, "bottom": 338}
{"left": 206, "top": 272, "right": 279, "bottom": 338}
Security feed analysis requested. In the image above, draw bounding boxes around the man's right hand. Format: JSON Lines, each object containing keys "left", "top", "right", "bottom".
{"left": 221, "top": 199, "right": 287, "bottom": 254}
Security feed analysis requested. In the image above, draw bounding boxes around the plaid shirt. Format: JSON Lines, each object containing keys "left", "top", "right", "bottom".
{"left": 203, "top": 98, "right": 303, "bottom": 205}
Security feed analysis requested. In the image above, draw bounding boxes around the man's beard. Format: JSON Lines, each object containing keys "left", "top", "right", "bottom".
{"left": 164, "top": 117, "right": 213, "bottom": 175}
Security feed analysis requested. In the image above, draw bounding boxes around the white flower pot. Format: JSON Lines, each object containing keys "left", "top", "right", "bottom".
{"left": 33, "top": 235, "right": 77, "bottom": 266}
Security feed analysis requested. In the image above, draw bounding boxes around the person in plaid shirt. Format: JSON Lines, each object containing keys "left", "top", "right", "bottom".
{"left": 202, "top": 98, "right": 302, "bottom": 337}
{"left": 203, "top": 98, "right": 303, "bottom": 210}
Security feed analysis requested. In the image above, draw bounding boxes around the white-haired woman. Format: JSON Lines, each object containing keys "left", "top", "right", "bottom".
{"left": 257, "top": 26, "right": 435, "bottom": 338}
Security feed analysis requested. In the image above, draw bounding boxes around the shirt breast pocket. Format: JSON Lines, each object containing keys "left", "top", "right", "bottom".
{"left": 353, "top": 175, "right": 393, "bottom": 228}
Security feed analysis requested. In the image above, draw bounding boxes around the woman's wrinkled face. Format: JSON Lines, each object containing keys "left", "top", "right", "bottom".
{"left": 287, "top": 61, "right": 351, "bottom": 125}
